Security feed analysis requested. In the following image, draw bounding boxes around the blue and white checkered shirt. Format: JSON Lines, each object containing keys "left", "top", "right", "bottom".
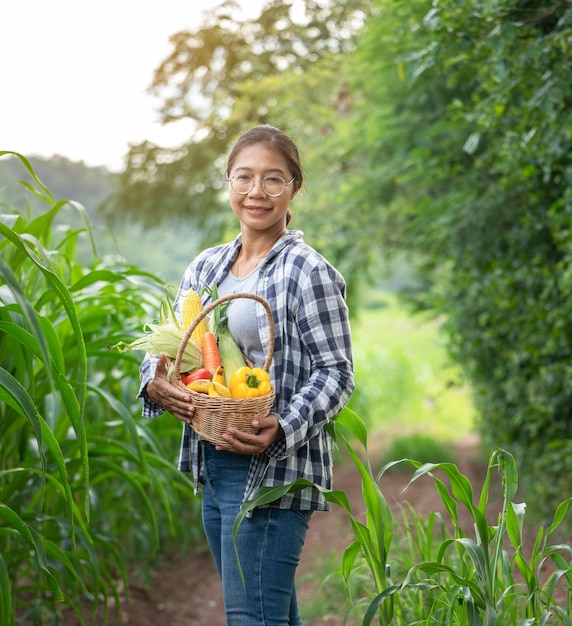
{"left": 139, "top": 230, "right": 354, "bottom": 510}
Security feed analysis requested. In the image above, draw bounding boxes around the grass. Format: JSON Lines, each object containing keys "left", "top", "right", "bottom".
{"left": 298, "top": 549, "right": 349, "bottom": 622}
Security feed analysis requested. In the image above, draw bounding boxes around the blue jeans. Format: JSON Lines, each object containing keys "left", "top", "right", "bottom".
{"left": 200, "top": 441, "right": 312, "bottom": 625}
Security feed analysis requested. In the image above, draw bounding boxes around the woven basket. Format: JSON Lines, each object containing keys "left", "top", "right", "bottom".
{"left": 171, "top": 292, "right": 276, "bottom": 447}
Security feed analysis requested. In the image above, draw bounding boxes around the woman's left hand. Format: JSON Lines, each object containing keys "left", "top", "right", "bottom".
{"left": 218, "top": 414, "right": 284, "bottom": 454}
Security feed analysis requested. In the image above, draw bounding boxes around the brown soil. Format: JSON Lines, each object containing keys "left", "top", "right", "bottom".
{"left": 60, "top": 434, "right": 507, "bottom": 626}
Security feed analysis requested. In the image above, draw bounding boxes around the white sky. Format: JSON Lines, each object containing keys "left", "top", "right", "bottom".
{"left": 1, "top": 0, "right": 264, "bottom": 172}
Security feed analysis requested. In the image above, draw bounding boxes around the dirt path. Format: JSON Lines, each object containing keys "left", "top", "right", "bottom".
{"left": 61, "top": 434, "right": 488, "bottom": 626}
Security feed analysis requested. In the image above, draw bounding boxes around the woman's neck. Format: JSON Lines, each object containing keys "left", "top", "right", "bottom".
{"left": 233, "top": 228, "right": 286, "bottom": 277}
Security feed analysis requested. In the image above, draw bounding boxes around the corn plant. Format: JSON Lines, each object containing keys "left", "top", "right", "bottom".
{"left": 238, "top": 405, "right": 572, "bottom": 625}
{"left": 0, "top": 153, "right": 201, "bottom": 625}
{"left": 386, "top": 453, "right": 572, "bottom": 625}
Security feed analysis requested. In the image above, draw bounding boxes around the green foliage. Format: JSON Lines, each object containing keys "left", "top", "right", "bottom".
{"left": 343, "top": 0, "right": 572, "bottom": 518}
{"left": 0, "top": 154, "right": 202, "bottom": 623}
{"left": 350, "top": 291, "right": 475, "bottom": 441}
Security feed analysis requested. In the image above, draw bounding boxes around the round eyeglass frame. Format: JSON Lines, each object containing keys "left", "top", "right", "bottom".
{"left": 226, "top": 174, "right": 296, "bottom": 197}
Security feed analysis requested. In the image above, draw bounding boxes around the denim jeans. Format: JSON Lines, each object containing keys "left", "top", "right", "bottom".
{"left": 200, "top": 441, "right": 312, "bottom": 625}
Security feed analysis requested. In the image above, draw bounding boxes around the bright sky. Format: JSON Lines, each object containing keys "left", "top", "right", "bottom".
{"left": 1, "top": 0, "right": 264, "bottom": 172}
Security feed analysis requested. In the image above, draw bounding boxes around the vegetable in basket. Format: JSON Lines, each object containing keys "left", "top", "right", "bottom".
{"left": 186, "top": 379, "right": 232, "bottom": 397}
{"left": 204, "top": 284, "right": 248, "bottom": 386}
{"left": 229, "top": 366, "right": 272, "bottom": 398}
{"left": 180, "top": 288, "right": 209, "bottom": 341}
{"left": 202, "top": 331, "right": 222, "bottom": 374}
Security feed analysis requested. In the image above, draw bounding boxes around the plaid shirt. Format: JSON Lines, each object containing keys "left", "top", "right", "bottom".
{"left": 139, "top": 230, "right": 354, "bottom": 510}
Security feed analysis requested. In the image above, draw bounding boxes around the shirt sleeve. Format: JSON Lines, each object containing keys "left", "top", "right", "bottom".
{"left": 269, "top": 262, "right": 354, "bottom": 458}
{"left": 137, "top": 353, "right": 165, "bottom": 418}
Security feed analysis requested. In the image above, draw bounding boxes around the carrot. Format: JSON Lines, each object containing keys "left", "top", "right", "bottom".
{"left": 202, "top": 331, "right": 222, "bottom": 375}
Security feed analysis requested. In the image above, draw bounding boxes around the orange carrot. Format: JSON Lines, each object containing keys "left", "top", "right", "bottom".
{"left": 202, "top": 331, "right": 222, "bottom": 374}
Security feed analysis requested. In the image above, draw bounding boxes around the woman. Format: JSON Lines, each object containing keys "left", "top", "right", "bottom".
{"left": 139, "top": 125, "right": 354, "bottom": 625}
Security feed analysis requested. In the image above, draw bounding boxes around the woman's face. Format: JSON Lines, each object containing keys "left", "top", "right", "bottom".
{"left": 227, "top": 143, "right": 297, "bottom": 234}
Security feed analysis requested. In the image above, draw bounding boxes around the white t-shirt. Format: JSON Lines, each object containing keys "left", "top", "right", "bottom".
{"left": 216, "top": 268, "right": 265, "bottom": 367}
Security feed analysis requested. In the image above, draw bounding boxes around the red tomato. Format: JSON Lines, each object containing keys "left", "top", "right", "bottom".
{"left": 181, "top": 368, "right": 211, "bottom": 385}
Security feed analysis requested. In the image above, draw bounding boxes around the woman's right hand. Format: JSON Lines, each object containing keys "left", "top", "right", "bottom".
{"left": 146, "top": 353, "right": 195, "bottom": 425}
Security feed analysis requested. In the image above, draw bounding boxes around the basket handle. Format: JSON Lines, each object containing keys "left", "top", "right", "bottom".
{"left": 173, "top": 292, "right": 275, "bottom": 380}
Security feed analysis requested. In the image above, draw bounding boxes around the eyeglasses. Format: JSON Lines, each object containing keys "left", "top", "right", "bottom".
{"left": 226, "top": 174, "right": 296, "bottom": 197}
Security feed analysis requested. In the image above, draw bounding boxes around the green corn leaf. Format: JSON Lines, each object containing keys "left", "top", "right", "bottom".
{"left": 547, "top": 497, "right": 572, "bottom": 535}
{"left": 463, "top": 585, "right": 481, "bottom": 626}
{"left": 0, "top": 368, "right": 45, "bottom": 471}
{"left": 0, "top": 253, "right": 53, "bottom": 387}
{"left": 70, "top": 268, "right": 128, "bottom": 291}
{"left": 66, "top": 199, "right": 99, "bottom": 260}
{"left": 412, "top": 560, "right": 487, "bottom": 609}
{"left": 0, "top": 504, "right": 63, "bottom": 600}
{"left": 456, "top": 537, "right": 489, "bottom": 584}
{"left": 0, "top": 320, "right": 80, "bottom": 429}
{"left": 0, "top": 151, "right": 54, "bottom": 203}
{"left": 38, "top": 418, "right": 76, "bottom": 537}
{"left": 341, "top": 540, "right": 362, "bottom": 583}
{"left": 388, "top": 460, "right": 461, "bottom": 528}
{"left": 483, "top": 602, "right": 498, "bottom": 626}
{"left": 495, "top": 448, "right": 518, "bottom": 504}
{"left": 335, "top": 405, "right": 369, "bottom": 449}
{"left": 0, "top": 552, "right": 13, "bottom": 626}
{"left": 361, "top": 584, "right": 400, "bottom": 625}
{"left": 506, "top": 501, "right": 526, "bottom": 550}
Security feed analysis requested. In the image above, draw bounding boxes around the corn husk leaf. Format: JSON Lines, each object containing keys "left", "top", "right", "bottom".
{"left": 111, "top": 290, "right": 202, "bottom": 372}
{"left": 120, "top": 323, "right": 201, "bottom": 372}
{"left": 203, "top": 283, "right": 230, "bottom": 339}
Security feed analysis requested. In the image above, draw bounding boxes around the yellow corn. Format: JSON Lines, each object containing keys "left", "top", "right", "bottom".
{"left": 181, "top": 288, "right": 208, "bottom": 342}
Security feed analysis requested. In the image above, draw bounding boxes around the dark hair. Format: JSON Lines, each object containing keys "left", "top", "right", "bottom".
{"left": 225, "top": 125, "right": 305, "bottom": 194}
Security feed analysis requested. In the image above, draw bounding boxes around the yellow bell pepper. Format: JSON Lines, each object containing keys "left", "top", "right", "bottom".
{"left": 229, "top": 366, "right": 272, "bottom": 398}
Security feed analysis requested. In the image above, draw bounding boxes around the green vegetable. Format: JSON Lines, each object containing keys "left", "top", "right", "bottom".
{"left": 204, "top": 284, "right": 247, "bottom": 387}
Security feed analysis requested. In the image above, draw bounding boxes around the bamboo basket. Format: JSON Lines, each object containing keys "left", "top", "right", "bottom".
{"left": 171, "top": 292, "right": 276, "bottom": 447}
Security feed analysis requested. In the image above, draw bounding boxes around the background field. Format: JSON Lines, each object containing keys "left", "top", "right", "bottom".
{"left": 350, "top": 289, "right": 475, "bottom": 444}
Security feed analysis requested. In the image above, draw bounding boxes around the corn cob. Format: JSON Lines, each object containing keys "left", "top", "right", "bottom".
{"left": 181, "top": 288, "right": 208, "bottom": 343}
